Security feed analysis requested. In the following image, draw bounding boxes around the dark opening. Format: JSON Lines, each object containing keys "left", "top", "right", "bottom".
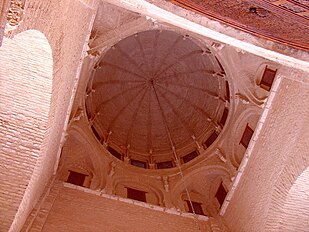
{"left": 215, "top": 182, "right": 228, "bottom": 207}
{"left": 157, "top": 160, "right": 173, "bottom": 169}
{"left": 249, "top": 7, "right": 257, "bottom": 13}
{"left": 107, "top": 146, "right": 122, "bottom": 160}
{"left": 131, "top": 159, "right": 147, "bottom": 168}
{"left": 225, "top": 81, "right": 230, "bottom": 102}
{"left": 260, "top": 66, "right": 277, "bottom": 91}
{"left": 91, "top": 125, "right": 101, "bottom": 141}
{"left": 126, "top": 187, "right": 146, "bottom": 202}
{"left": 182, "top": 150, "right": 198, "bottom": 163}
{"left": 239, "top": 124, "right": 254, "bottom": 148}
{"left": 215, "top": 57, "right": 225, "bottom": 74}
{"left": 204, "top": 131, "right": 218, "bottom": 148}
{"left": 67, "top": 170, "right": 87, "bottom": 187}
{"left": 220, "top": 108, "right": 228, "bottom": 126}
{"left": 186, "top": 200, "right": 205, "bottom": 215}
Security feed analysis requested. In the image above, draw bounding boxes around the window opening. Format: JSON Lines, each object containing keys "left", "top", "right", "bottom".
{"left": 157, "top": 160, "right": 173, "bottom": 169}
{"left": 215, "top": 57, "right": 225, "bottom": 75}
{"left": 107, "top": 146, "right": 122, "bottom": 160}
{"left": 91, "top": 125, "right": 101, "bottom": 141}
{"left": 131, "top": 159, "right": 147, "bottom": 168}
{"left": 239, "top": 124, "right": 254, "bottom": 148}
{"left": 215, "top": 182, "right": 228, "bottom": 208}
{"left": 67, "top": 170, "right": 87, "bottom": 187}
{"left": 204, "top": 131, "right": 218, "bottom": 148}
{"left": 220, "top": 108, "right": 228, "bottom": 126}
{"left": 260, "top": 66, "right": 277, "bottom": 91}
{"left": 182, "top": 150, "right": 198, "bottom": 163}
{"left": 185, "top": 200, "right": 205, "bottom": 215}
{"left": 225, "top": 81, "right": 230, "bottom": 102}
{"left": 126, "top": 187, "right": 146, "bottom": 202}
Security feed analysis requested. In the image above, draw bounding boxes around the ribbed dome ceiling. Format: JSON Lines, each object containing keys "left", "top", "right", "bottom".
{"left": 86, "top": 30, "right": 227, "bottom": 162}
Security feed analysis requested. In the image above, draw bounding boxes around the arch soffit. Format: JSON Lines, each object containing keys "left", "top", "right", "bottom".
{"left": 2, "top": 29, "right": 54, "bottom": 232}
{"left": 67, "top": 124, "right": 106, "bottom": 177}
{"left": 278, "top": 166, "right": 309, "bottom": 231}
{"left": 171, "top": 165, "right": 230, "bottom": 196}
{"left": 5, "top": 29, "right": 54, "bottom": 163}
{"left": 228, "top": 107, "right": 260, "bottom": 163}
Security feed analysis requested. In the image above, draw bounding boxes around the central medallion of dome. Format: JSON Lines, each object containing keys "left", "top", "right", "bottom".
{"left": 86, "top": 30, "right": 228, "bottom": 166}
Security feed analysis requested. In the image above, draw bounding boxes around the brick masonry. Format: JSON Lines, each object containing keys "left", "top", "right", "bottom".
{"left": 30, "top": 182, "right": 212, "bottom": 232}
{"left": 0, "top": 30, "right": 53, "bottom": 231}
{"left": 223, "top": 74, "right": 309, "bottom": 232}
{"left": 0, "top": 0, "right": 97, "bottom": 231}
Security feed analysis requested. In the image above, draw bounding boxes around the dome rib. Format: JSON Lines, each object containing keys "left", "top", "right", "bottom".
{"left": 155, "top": 86, "right": 195, "bottom": 140}
{"left": 125, "top": 87, "right": 150, "bottom": 147}
{"left": 159, "top": 81, "right": 219, "bottom": 99}
{"left": 106, "top": 84, "right": 148, "bottom": 132}
{"left": 155, "top": 83, "right": 213, "bottom": 120}
{"left": 114, "top": 44, "right": 148, "bottom": 77}
{"left": 155, "top": 69, "right": 215, "bottom": 82}
{"left": 100, "top": 61, "right": 147, "bottom": 80}
{"left": 95, "top": 83, "right": 145, "bottom": 116}
{"left": 152, "top": 84, "right": 177, "bottom": 153}
{"left": 152, "top": 35, "right": 184, "bottom": 75}
{"left": 154, "top": 49, "right": 203, "bottom": 78}
{"left": 146, "top": 89, "right": 153, "bottom": 152}
{"left": 150, "top": 31, "right": 160, "bottom": 76}
{"left": 93, "top": 79, "right": 144, "bottom": 90}
{"left": 134, "top": 34, "right": 152, "bottom": 74}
